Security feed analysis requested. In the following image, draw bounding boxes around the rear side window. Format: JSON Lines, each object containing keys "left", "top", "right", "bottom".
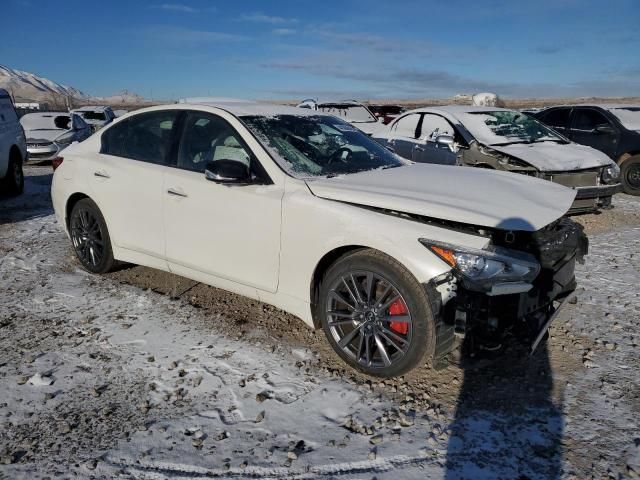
{"left": 572, "top": 109, "right": 610, "bottom": 131}
{"left": 101, "top": 111, "right": 178, "bottom": 164}
{"left": 393, "top": 114, "right": 421, "bottom": 138}
{"left": 541, "top": 108, "right": 570, "bottom": 129}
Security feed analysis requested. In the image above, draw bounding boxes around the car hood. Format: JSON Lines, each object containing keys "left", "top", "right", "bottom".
{"left": 24, "top": 129, "right": 65, "bottom": 142}
{"left": 305, "top": 164, "right": 576, "bottom": 232}
{"left": 490, "top": 141, "right": 613, "bottom": 172}
{"left": 350, "top": 121, "right": 384, "bottom": 136}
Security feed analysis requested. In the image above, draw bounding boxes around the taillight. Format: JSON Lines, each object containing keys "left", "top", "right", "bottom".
{"left": 52, "top": 156, "right": 64, "bottom": 171}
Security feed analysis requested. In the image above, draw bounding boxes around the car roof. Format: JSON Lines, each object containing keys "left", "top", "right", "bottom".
{"left": 408, "top": 105, "right": 512, "bottom": 115}
{"left": 539, "top": 104, "right": 640, "bottom": 111}
{"left": 21, "top": 111, "right": 70, "bottom": 118}
{"left": 72, "top": 105, "right": 111, "bottom": 112}
{"left": 180, "top": 99, "right": 330, "bottom": 117}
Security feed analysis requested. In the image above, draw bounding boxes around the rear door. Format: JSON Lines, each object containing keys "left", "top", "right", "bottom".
{"left": 412, "top": 113, "right": 458, "bottom": 165}
{"left": 86, "top": 109, "right": 180, "bottom": 262}
{"left": 569, "top": 107, "right": 620, "bottom": 158}
{"left": 386, "top": 113, "right": 422, "bottom": 160}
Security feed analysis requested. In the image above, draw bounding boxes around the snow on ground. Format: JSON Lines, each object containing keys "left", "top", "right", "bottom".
{"left": 0, "top": 167, "right": 638, "bottom": 479}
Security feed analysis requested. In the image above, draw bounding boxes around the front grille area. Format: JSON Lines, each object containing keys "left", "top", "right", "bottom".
{"left": 27, "top": 142, "right": 53, "bottom": 148}
{"left": 491, "top": 217, "right": 587, "bottom": 269}
{"left": 541, "top": 170, "right": 600, "bottom": 188}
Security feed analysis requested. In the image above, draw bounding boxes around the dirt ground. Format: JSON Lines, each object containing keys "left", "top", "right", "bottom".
{"left": 0, "top": 166, "right": 638, "bottom": 479}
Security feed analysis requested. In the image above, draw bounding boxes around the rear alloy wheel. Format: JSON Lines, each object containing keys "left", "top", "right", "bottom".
{"left": 3, "top": 152, "right": 24, "bottom": 196}
{"left": 70, "top": 198, "right": 116, "bottom": 273}
{"left": 318, "top": 250, "right": 435, "bottom": 377}
{"left": 621, "top": 155, "right": 640, "bottom": 195}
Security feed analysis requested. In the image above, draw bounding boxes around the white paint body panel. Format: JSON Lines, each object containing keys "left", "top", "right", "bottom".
{"left": 306, "top": 163, "right": 575, "bottom": 232}
{"left": 490, "top": 142, "right": 614, "bottom": 172}
{"left": 51, "top": 103, "right": 571, "bottom": 328}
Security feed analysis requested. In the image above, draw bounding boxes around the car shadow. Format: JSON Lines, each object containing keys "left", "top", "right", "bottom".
{"left": 0, "top": 168, "right": 54, "bottom": 225}
{"left": 443, "top": 341, "right": 563, "bottom": 479}
{"left": 444, "top": 215, "right": 566, "bottom": 479}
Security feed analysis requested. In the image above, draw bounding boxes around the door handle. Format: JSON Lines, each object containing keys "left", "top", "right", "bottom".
{"left": 94, "top": 171, "right": 110, "bottom": 179}
{"left": 414, "top": 146, "right": 425, "bottom": 152}
{"left": 167, "top": 188, "right": 188, "bottom": 198}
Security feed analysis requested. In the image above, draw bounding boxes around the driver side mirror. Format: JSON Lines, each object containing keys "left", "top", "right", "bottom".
{"left": 435, "top": 134, "right": 455, "bottom": 147}
{"left": 204, "top": 159, "right": 251, "bottom": 184}
{"left": 594, "top": 124, "right": 615, "bottom": 135}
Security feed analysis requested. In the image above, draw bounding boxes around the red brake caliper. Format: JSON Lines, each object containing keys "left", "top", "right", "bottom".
{"left": 388, "top": 299, "right": 409, "bottom": 335}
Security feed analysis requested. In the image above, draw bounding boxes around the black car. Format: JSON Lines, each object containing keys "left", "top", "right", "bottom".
{"left": 533, "top": 105, "right": 640, "bottom": 195}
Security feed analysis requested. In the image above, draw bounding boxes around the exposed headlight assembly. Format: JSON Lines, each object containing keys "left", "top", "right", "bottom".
{"left": 419, "top": 239, "right": 541, "bottom": 295}
{"left": 601, "top": 163, "right": 620, "bottom": 184}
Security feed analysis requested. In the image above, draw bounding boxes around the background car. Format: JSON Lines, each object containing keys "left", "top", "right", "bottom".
{"left": 373, "top": 106, "right": 622, "bottom": 214}
{"left": 0, "top": 88, "right": 26, "bottom": 195}
{"left": 71, "top": 105, "right": 116, "bottom": 132}
{"left": 296, "top": 99, "right": 384, "bottom": 136}
{"left": 367, "top": 104, "right": 406, "bottom": 124}
{"left": 52, "top": 101, "right": 585, "bottom": 377}
{"left": 533, "top": 105, "right": 640, "bottom": 195}
{"left": 20, "top": 111, "right": 92, "bottom": 163}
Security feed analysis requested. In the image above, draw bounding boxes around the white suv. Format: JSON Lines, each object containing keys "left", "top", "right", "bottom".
{"left": 51, "top": 102, "right": 587, "bottom": 377}
{"left": 0, "top": 89, "right": 27, "bottom": 195}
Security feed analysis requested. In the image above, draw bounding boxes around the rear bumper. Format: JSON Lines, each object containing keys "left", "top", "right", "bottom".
{"left": 26, "top": 144, "right": 60, "bottom": 162}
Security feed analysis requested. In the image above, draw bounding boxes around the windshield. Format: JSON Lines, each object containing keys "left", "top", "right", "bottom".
{"left": 78, "top": 111, "right": 107, "bottom": 121}
{"left": 316, "top": 104, "right": 377, "bottom": 123}
{"left": 463, "top": 110, "right": 565, "bottom": 145}
{"left": 241, "top": 114, "right": 405, "bottom": 178}
{"left": 20, "top": 114, "right": 71, "bottom": 131}
{"left": 609, "top": 107, "right": 640, "bottom": 130}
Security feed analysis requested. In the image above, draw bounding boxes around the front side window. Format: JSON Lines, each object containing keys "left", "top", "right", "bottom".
{"left": 419, "top": 114, "right": 455, "bottom": 140}
{"left": 463, "top": 110, "right": 565, "bottom": 146}
{"left": 541, "top": 108, "right": 571, "bottom": 129}
{"left": 177, "top": 112, "right": 251, "bottom": 172}
{"left": 572, "top": 109, "right": 610, "bottom": 131}
{"left": 241, "top": 114, "right": 405, "bottom": 178}
{"left": 393, "top": 114, "right": 421, "bottom": 138}
{"left": 101, "top": 110, "right": 178, "bottom": 164}
{"left": 81, "top": 111, "right": 107, "bottom": 121}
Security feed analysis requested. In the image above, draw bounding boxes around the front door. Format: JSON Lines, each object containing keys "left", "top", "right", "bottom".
{"left": 570, "top": 108, "right": 620, "bottom": 159}
{"left": 163, "top": 110, "right": 283, "bottom": 293}
{"left": 412, "top": 113, "right": 458, "bottom": 165}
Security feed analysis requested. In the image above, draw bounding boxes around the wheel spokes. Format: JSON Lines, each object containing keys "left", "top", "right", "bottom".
{"left": 327, "top": 270, "right": 412, "bottom": 370}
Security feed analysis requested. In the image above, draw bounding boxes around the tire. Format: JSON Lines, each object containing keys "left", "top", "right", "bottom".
{"left": 620, "top": 155, "right": 640, "bottom": 196}
{"left": 69, "top": 198, "right": 116, "bottom": 274}
{"left": 317, "top": 249, "right": 436, "bottom": 378}
{"left": 2, "top": 150, "right": 24, "bottom": 196}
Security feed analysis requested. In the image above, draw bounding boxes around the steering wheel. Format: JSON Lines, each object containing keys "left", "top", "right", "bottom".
{"left": 327, "top": 147, "right": 354, "bottom": 164}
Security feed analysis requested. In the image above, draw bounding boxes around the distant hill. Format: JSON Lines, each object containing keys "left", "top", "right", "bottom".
{"left": 0, "top": 64, "right": 91, "bottom": 102}
{"left": 0, "top": 64, "right": 150, "bottom": 107}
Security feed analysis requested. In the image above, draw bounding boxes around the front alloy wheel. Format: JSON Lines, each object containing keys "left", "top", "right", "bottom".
{"left": 319, "top": 249, "right": 436, "bottom": 377}
{"left": 326, "top": 271, "right": 413, "bottom": 369}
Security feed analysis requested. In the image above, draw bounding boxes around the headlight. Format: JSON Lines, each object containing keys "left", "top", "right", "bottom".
{"left": 419, "top": 239, "right": 540, "bottom": 292}
{"left": 55, "top": 133, "right": 75, "bottom": 145}
{"left": 601, "top": 163, "right": 620, "bottom": 184}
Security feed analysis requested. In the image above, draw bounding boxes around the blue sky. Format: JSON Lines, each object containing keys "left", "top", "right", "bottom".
{"left": 2, "top": 0, "right": 639, "bottom": 100}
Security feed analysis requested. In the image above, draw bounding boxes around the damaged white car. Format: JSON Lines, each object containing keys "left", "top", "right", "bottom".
{"left": 20, "top": 112, "right": 92, "bottom": 163}
{"left": 373, "top": 106, "right": 622, "bottom": 213}
{"left": 297, "top": 99, "right": 384, "bottom": 136}
{"left": 52, "top": 102, "right": 587, "bottom": 377}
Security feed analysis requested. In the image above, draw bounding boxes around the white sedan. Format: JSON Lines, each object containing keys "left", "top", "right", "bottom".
{"left": 51, "top": 101, "right": 586, "bottom": 377}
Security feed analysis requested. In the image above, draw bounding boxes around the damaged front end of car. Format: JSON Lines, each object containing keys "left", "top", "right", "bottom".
{"left": 422, "top": 217, "right": 588, "bottom": 363}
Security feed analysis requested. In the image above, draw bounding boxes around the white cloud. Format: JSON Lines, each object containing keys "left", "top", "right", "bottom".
{"left": 154, "top": 3, "right": 198, "bottom": 13}
{"left": 272, "top": 28, "right": 297, "bottom": 36}
{"left": 240, "top": 13, "right": 298, "bottom": 24}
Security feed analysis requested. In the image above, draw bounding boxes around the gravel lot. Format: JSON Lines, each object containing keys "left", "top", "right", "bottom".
{"left": 0, "top": 166, "right": 638, "bottom": 479}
